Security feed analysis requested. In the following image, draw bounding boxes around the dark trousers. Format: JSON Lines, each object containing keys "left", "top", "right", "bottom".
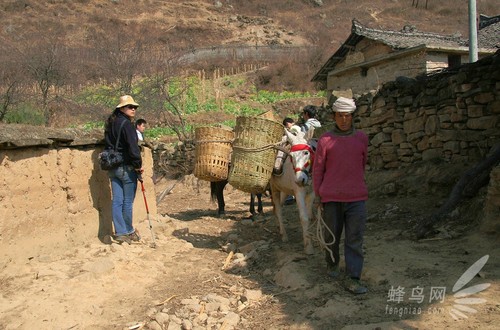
{"left": 323, "top": 201, "right": 366, "bottom": 279}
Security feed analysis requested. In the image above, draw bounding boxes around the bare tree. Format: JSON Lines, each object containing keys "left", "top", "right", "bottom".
{"left": 141, "top": 65, "right": 193, "bottom": 142}
{"left": 0, "top": 81, "right": 19, "bottom": 122}
{"left": 0, "top": 59, "right": 24, "bottom": 122}
{"left": 18, "top": 34, "right": 70, "bottom": 125}
{"left": 90, "top": 28, "right": 151, "bottom": 95}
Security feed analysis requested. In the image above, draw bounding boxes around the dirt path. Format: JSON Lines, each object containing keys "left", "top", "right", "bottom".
{"left": 1, "top": 175, "right": 498, "bottom": 330}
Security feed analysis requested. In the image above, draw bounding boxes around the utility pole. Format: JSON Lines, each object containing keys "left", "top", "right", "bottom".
{"left": 468, "top": 0, "right": 478, "bottom": 62}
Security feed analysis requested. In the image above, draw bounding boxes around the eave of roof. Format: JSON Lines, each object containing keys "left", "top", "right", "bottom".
{"left": 311, "top": 28, "right": 362, "bottom": 82}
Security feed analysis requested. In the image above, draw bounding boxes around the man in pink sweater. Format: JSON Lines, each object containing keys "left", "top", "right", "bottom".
{"left": 312, "top": 97, "right": 369, "bottom": 294}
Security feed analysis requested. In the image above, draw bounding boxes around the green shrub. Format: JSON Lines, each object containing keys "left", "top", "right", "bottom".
{"left": 75, "top": 85, "right": 117, "bottom": 109}
{"left": 251, "top": 90, "right": 324, "bottom": 104}
{"left": 221, "top": 119, "right": 236, "bottom": 128}
{"left": 239, "top": 105, "right": 262, "bottom": 116}
{"left": 201, "top": 100, "right": 219, "bottom": 112}
{"left": 222, "top": 99, "right": 240, "bottom": 114}
{"left": 145, "top": 126, "right": 176, "bottom": 140}
{"left": 5, "top": 104, "right": 45, "bottom": 125}
{"left": 81, "top": 121, "right": 105, "bottom": 130}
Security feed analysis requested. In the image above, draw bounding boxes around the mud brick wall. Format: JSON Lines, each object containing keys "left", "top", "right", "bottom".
{"left": 0, "top": 126, "right": 157, "bottom": 260}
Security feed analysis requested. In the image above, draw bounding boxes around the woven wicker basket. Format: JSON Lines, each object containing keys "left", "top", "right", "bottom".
{"left": 228, "top": 116, "right": 284, "bottom": 193}
{"left": 193, "top": 126, "right": 234, "bottom": 182}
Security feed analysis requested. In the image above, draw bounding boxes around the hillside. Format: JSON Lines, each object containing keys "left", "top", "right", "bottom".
{"left": 1, "top": 0, "right": 497, "bottom": 66}
{"left": 0, "top": 0, "right": 497, "bottom": 128}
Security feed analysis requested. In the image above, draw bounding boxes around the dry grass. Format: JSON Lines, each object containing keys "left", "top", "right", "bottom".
{"left": 2, "top": 0, "right": 495, "bottom": 54}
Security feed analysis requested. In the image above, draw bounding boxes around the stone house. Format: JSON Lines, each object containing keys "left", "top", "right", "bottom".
{"left": 312, "top": 19, "right": 498, "bottom": 96}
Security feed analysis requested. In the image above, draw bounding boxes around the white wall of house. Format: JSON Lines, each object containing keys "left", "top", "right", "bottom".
{"left": 336, "top": 40, "right": 393, "bottom": 70}
{"left": 425, "top": 52, "right": 451, "bottom": 71}
{"left": 425, "top": 52, "right": 470, "bottom": 71}
{"left": 327, "top": 51, "right": 427, "bottom": 94}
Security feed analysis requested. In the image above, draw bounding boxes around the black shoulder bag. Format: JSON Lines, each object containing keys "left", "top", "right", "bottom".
{"left": 99, "top": 120, "right": 127, "bottom": 170}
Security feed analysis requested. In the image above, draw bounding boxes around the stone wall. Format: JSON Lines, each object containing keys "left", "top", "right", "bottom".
{"left": 352, "top": 50, "right": 500, "bottom": 170}
{"left": 322, "top": 52, "right": 499, "bottom": 234}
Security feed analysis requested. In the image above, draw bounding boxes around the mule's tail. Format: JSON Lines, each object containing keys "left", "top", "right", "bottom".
{"left": 210, "top": 181, "right": 217, "bottom": 202}
{"left": 210, "top": 180, "right": 228, "bottom": 202}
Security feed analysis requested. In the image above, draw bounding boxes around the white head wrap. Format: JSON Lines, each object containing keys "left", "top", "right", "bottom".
{"left": 333, "top": 97, "right": 356, "bottom": 113}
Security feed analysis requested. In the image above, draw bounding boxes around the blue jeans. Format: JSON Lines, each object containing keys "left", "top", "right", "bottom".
{"left": 323, "top": 201, "right": 366, "bottom": 279}
{"left": 108, "top": 165, "right": 138, "bottom": 236}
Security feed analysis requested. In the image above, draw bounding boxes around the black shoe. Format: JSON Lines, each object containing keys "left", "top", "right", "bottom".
{"left": 128, "top": 230, "right": 141, "bottom": 242}
{"left": 284, "top": 196, "right": 295, "bottom": 205}
{"left": 114, "top": 235, "right": 131, "bottom": 245}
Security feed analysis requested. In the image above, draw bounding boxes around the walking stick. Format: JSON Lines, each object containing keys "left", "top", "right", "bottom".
{"left": 138, "top": 174, "right": 156, "bottom": 248}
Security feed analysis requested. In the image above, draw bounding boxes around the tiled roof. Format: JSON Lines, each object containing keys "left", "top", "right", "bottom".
{"left": 351, "top": 19, "right": 467, "bottom": 50}
{"left": 477, "top": 15, "right": 500, "bottom": 49}
{"left": 311, "top": 19, "right": 491, "bottom": 83}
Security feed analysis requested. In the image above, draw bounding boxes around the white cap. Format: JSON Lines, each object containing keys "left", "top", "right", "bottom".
{"left": 333, "top": 97, "right": 356, "bottom": 113}
{"left": 289, "top": 125, "right": 301, "bottom": 135}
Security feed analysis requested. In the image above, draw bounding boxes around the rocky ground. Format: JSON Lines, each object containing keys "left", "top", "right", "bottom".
{"left": 1, "top": 164, "right": 499, "bottom": 329}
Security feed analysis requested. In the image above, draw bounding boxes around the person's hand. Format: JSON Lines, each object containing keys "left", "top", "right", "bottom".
{"left": 135, "top": 168, "right": 144, "bottom": 182}
{"left": 313, "top": 195, "right": 322, "bottom": 210}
